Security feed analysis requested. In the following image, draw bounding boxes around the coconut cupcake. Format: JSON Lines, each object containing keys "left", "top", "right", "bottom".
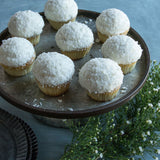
{"left": 96, "top": 8, "right": 130, "bottom": 43}
{"left": 101, "top": 35, "right": 143, "bottom": 74}
{"left": 79, "top": 58, "right": 124, "bottom": 101}
{"left": 32, "top": 52, "right": 75, "bottom": 96}
{"left": 44, "top": 0, "right": 78, "bottom": 30}
{"left": 0, "top": 37, "right": 36, "bottom": 76}
{"left": 55, "top": 22, "right": 94, "bottom": 60}
{"left": 8, "top": 10, "right": 44, "bottom": 45}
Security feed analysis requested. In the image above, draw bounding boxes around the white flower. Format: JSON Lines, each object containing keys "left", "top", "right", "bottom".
{"left": 110, "top": 137, "right": 113, "bottom": 141}
{"left": 154, "top": 157, "right": 158, "bottom": 160}
{"left": 137, "top": 108, "right": 141, "bottom": 112}
{"left": 141, "top": 132, "right": 146, "bottom": 137}
{"left": 93, "top": 137, "right": 98, "bottom": 142}
{"left": 139, "top": 146, "right": 143, "bottom": 152}
{"left": 148, "top": 91, "right": 151, "bottom": 94}
{"left": 114, "top": 134, "right": 117, "bottom": 138}
{"left": 148, "top": 103, "right": 153, "bottom": 108}
{"left": 146, "top": 120, "right": 152, "bottom": 124}
{"left": 120, "top": 130, "right": 124, "bottom": 135}
{"left": 158, "top": 103, "right": 160, "bottom": 107}
{"left": 100, "top": 153, "right": 103, "bottom": 158}
{"left": 146, "top": 131, "right": 151, "bottom": 136}
{"left": 150, "top": 82, "right": 154, "bottom": 85}
{"left": 126, "top": 120, "right": 131, "bottom": 124}
{"left": 95, "top": 150, "right": 98, "bottom": 154}
{"left": 156, "top": 149, "right": 160, "bottom": 154}
{"left": 132, "top": 150, "right": 136, "bottom": 154}
{"left": 144, "top": 107, "right": 147, "bottom": 110}
{"left": 153, "top": 88, "right": 158, "bottom": 92}
{"left": 150, "top": 140, "right": 153, "bottom": 144}
{"left": 143, "top": 137, "right": 146, "bottom": 141}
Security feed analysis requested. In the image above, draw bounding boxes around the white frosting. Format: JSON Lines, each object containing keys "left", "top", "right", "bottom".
{"left": 0, "top": 37, "right": 35, "bottom": 67}
{"left": 101, "top": 35, "right": 143, "bottom": 64}
{"left": 32, "top": 52, "right": 75, "bottom": 86}
{"left": 8, "top": 10, "right": 44, "bottom": 38}
{"left": 44, "top": 0, "right": 78, "bottom": 22}
{"left": 55, "top": 22, "right": 94, "bottom": 51}
{"left": 79, "top": 58, "right": 124, "bottom": 93}
{"left": 96, "top": 8, "right": 130, "bottom": 36}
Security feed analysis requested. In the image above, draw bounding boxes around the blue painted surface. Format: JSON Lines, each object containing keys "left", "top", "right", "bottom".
{"left": 0, "top": 0, "right": 159, "bottom": 159}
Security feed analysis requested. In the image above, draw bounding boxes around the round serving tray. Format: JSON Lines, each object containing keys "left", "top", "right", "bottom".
{"left": 0, "top": 10, "right": 150, "bottom": 119}
{"left": 0, "top": 108, "right": 38, "bottom": 160}
{"left": 19, "top": 119, "right": 38, "bottom": 160}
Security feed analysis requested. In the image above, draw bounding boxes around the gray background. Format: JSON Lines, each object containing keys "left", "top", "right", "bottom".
{"left": 0, "top": 0, "right": 159, "bottom": 159}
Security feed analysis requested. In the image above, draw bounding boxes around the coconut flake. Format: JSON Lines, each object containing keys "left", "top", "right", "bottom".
{"left": 55, "top": 21, "right": 94, "bottom": 51}
{"left": 0, "top": 37, "right": 35, "bottom": 67}
{"left": 79, "top": 58, "right": 124, "bottom": 93}
{"left": 44, "top": 0, "right": 78, "bottom": 22}
{"left": 96, "top": 8, "right": 130, "bottom": 36}
{"left": 32, "top": 52, "right": 75, "bottom": 86}
{"left": 8, "top": 10, "right": 44, "bottom": 38}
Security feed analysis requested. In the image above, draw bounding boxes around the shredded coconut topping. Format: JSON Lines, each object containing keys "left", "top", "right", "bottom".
{"left": 0, "top": 37, "right": 35, "bottom": 67}
{"left": 96, "top": 8, "right": 130, "bottom": 35}
{"left": 79, "top": 58, "right": 124, "bottom": 93}
{"left": 101, "top": 35, "right": 143, "bottom": 64}
{"left": 32, "top": 52, "right": 75, "bottom": 86}
{"left": 55, "top": 22, "right": 94, "bottom": 51}
{"left": 44, "top": 0, "right": 78, "bottom": 22}
{"left": 8, "top": 10, "right": 44, "bottom": 38}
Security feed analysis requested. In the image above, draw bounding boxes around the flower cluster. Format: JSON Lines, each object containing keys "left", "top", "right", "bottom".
{"left": 61, "top": 62, "right": 160, "bottom": 160}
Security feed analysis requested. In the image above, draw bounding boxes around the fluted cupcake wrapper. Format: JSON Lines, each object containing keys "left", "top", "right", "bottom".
{"left": 119, "top": 62, "right": 137, "bottom": 74}
{"left": 97, "top": 30, "right": 129, "bottom": 43}
{"left": 48, "top": 17, "right": 76, "bottom": 30}
{"left": 1, "top": 55, "right": 35, "bottom": 77}
{"left": 88, "top": 87, "right": 120, "bottom": 102}
{"left": 36, "top": 80, "right": 71, "bottom": 96}
{"left": 61, "top": 44, "right": 93, "bottom": 60}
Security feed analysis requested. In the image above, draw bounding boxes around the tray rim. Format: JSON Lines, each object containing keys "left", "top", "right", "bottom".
{"left": 0, "top": 108, "right": 28, "bottom": 160}
{"left": 0, "top": 108, "right": 38, "bottom": 160}
{"left": 0, "top": 9, "right": 150, "bottom": 119}
{"left": 19, "top": 119, "right": 38, "bottom": 160}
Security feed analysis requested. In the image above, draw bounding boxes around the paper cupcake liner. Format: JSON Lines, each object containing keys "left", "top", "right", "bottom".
{"left": 27, "top": 35, "right": 40, "bottom": 46}
{"left": 36, "top": 80, "right": 71, "bottom": 96}
{"left": 1, "top": 55, "right": 35, "bottom": 77}
{"left": 119, "top": 62, "right": 137, "bottom": 74}
{"left": 61, "top": 44, "right": 93, "bottom": 60}
{"left": 48, "top": 17, "right": 76, "bottom": 30}
{"left": 97, "top": 30, "right": 129, "bottom": 43}
{"left": 88, "top": 87, "right": 120, "bottom": 102}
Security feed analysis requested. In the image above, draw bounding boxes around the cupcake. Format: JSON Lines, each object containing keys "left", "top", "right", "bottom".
{"left": 44, "top": 0, "right": 78, "bottom": 30}
{"left": 96, "top": 8, "right": 130, "bottom": 43}
{"left": 0, "top": 37, "right": 36, "bottom": 76}
{"left": 79, "top": 58, "right": 124, "bottom": 101}
{"left": 8, "top": 10, "right": 44, "bottom": 45}
{"left": 55, "top": 22, "right": 94, "bottom": 60}
{"left": 101, "top": 35, "right": 143, "bottom": 74}
{"left": 32, "top": 52, "right": 75, "bottom": 96}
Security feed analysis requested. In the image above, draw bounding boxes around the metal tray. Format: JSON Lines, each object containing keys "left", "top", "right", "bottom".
{"left": 0, "top": 108, "right": 38, "bottom": 160}
{"left": 0, "top": 10, "right": 150, "bottom": 119}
